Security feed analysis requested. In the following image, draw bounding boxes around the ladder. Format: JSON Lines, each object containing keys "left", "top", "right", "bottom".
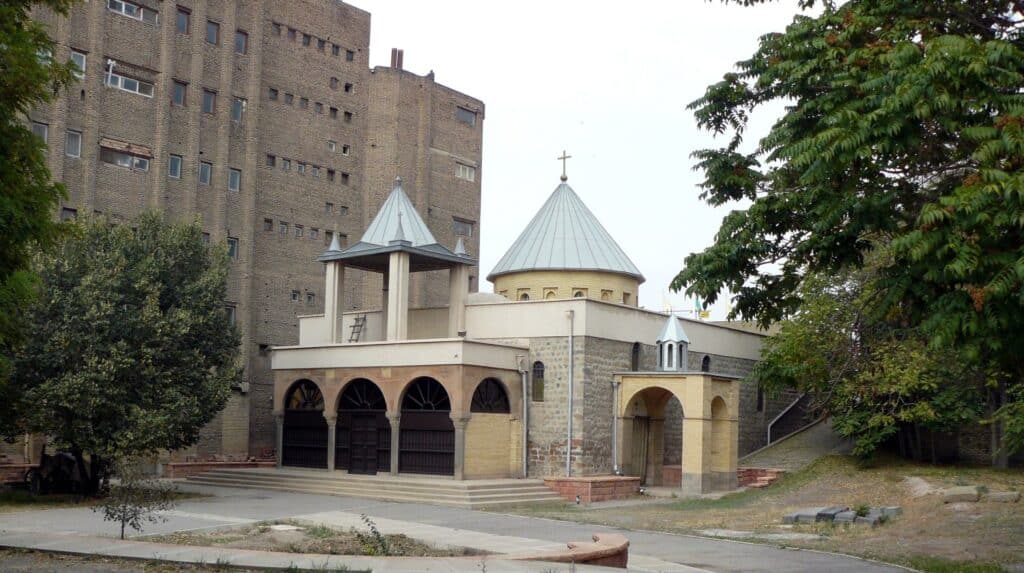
{"left": 349, "top": 314, "right": 366, "bottom": 342}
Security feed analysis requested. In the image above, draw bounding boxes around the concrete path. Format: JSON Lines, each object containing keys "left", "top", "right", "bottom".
{"left": 0, "top": 482, "right": 906, "bottom": 573}
{"left": 741, "top": 418, "right": 853, "bottom": 471}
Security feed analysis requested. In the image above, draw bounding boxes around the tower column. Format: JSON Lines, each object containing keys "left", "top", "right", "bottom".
{"left": 324, "top": 262, "right": 345, "bottom": 343}
{"left": 387, "top": 413, "right": 401, "bottom": 475}
{"left": 325, "top": 414, "right": 337, "bottom": 471}
{"left": 448, "top": 264, "right": 469, "bottom": 337}
{"left": 386, "top": 252, "right": 410, "bottom": 340}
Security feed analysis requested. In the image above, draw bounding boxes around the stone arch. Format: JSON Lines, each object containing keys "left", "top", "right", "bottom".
{"left": 519, "top": 292, "right": 530, "bottom": 301}
{"left": 282, "top": 379, "right": 328, "bottom": 468}
{"left": 334, "top": 378, "right": 390, "bottom": 474}
{"left": 711, "top": 396, "right": 729, "bottom": 474}
{"left": 701, "top": 355, "right": 711, "bottom": 372}
{"left": 545, "top": 291, "right": 556, "bottom": 300}
{"left": 399, "top": 377, "right": 454, "bottom": 475}
{"left": 630, "top": 342, "right": 641, "bottom": 371}
{"left": 471, "top": 378, "right": 510, "bottom": 413}
{"left": 621, "top": 386, "right": 680, "bottom": 485}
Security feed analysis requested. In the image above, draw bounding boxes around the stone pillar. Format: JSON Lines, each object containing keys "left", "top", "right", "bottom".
{"left": 451, "top": 416, "right": 469, "bottom": 480}
{"left": 380, "top": 270, "right": 389, "bottom": 339}
{"left": 681, "top": 416, "right": 712, "bottom": 496}
{"left": 325, "top": 414, "right": 337, "bottom": 472}
{"left": 274, "top": 412, "right": 284, "bottom": 469}
{"left": 447, "top": 264, "right": 469, "bottom": 337}
{"left": 387, "top": 413, "right": 401, "bottom": 475}
{"left": 324, "top": 262, "right": 345, "bottom": 343}
{"left": 385, "top": 252, "right": 410, "bottom": 341}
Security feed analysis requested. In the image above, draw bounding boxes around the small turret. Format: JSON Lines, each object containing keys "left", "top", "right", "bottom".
{"left": 656, "top": 314, "right": 689, "bottom": 371}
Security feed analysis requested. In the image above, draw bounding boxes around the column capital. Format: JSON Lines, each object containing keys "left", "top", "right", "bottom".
{"left": 274, "top": 411, "right": 284, "bottom": 420}
{"left": 386, "top": 412, "right": 401, "bottom": 424}
{"left": 323, "top": 413, "right": 337, "bottom": 425}
{"left": 450, "top": 415, "right": 470, "bottom": 429}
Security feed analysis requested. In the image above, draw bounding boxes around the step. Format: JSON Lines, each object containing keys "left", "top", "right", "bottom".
{"left": 189, "top": 473, "right": 556, "bottom": 498}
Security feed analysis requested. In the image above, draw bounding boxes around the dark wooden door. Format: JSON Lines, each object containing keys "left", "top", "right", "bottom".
{"left": 349, "top": 413, "right": 379, "bottom": 474}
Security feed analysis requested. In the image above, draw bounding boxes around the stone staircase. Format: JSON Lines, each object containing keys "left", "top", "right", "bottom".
{"left": 737, "top": 467, "right": 786, "bottom": 489}
{"left": 185, "top": 468, "right": 564, "bottom": 509}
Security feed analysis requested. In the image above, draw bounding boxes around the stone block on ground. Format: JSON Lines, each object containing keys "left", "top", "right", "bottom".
{"left": 982, "top": 491, "right": 1020, "bottom": 503}
{"left": 854, "top": 512, "right": 882, "bottom": 526}
{"left": 783, "top": 507, "right": 827, "bottom": 524}
{"left": 833, "top": 510, "right": 857, "bottom": 524}
{"left": 815, "top": 506, "right": 849, "bottom": 522}
{"left": 943, "top": 485, "right": 981, "bottom": 503}
{"left": 880, "top": 506, "right": 902, "bottom": 517}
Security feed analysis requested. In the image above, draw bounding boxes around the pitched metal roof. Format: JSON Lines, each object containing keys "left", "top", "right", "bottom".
{"left": 359, "top": 177, "right": 437, "bottom": 247}
{"left": 657, "top": 314, "right": 690, "bottom": 344}
{"left": 487, "top": 182, "right": 645, "bottom": 283}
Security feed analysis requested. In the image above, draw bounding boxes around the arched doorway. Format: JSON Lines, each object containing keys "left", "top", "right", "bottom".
{"left": 399, "top": 377, "right": 454, "bottom": 475}
{"left": 336, "top": 378, "right": 389, "bottom": 474}
{"left": 711, "top": 396, "right": 729, "bottom": 477}
{"left": 282, "top": 380, "right": 328, "bottom": 468}
{"left": 622, "top": 386, "right": 675, "bottom": 485}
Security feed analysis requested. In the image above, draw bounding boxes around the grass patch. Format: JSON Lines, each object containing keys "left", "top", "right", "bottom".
{"left": 899, "top": 556, "right": 1008, "bottom": 573}
{"left": 0, "top": 486, "right": 205, "bottom": 514}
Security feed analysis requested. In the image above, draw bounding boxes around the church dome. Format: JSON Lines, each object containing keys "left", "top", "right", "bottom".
{"left": 487, "top": 180, "right": 644, "bottom": 305}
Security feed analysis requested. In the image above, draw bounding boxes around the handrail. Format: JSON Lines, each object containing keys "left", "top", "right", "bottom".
{"left": 767, "top": 392, "right": 807, "bottom": 444}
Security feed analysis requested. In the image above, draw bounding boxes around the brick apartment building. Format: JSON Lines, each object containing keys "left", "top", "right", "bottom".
{"left": 24, "top": 0, "right": 484, "bottom": 461}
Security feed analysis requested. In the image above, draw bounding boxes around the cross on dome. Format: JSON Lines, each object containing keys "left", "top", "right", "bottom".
{"left": 557, "top": 150, "right": 572, "bottom": 182}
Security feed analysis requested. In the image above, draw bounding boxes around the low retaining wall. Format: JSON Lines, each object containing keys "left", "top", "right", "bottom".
{"left": 502, "top": 533, "right": 629, "bottom": 568}
{"left": 163, "top": 461, "right": 275, "bottom": 479}
{"left": 543, "top": 476, "right": 640, "bottom": 503}
{"left": 0, "top": 463, "right": 33, "bottom": 484}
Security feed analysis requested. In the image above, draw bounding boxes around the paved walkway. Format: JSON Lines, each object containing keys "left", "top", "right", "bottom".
{"left": 741, "top": 418, "right": 853, "bottom": 471}
{"left": 0, "top": 482, "right": 906, "bottom": 573}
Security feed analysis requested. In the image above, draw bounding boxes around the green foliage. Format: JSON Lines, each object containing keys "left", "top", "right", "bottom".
{"left": 353, "top": 513, "right": 391, "bottom": 556}
{"left": 94, "top": 457, "right": 177, "bottom": 539}
{"left": 853, "top": 503, "right": 870, "bottom": 518}
{"left": 6, "top": 214, "right": 241, "bottom": 490}
{"left": 0, "top": 0, "right": 77, "bottom": 411}
{"left": 675, "top": 0, "right": 1024, "bottom": 457}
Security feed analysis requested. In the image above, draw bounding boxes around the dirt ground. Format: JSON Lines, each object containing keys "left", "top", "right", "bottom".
{"left": 151, "top": 519, "right": 471, "bottom": 558}
{"left": 500, "top": 456, "right": 1024, "bottom": 571}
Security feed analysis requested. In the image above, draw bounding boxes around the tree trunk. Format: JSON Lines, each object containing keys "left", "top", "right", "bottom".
{"left": 995, "top": 378, "right": 1009, "bottom": 469}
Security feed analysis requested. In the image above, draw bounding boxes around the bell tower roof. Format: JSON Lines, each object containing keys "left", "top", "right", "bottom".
{"left": 657, "top": 313, "right": 690, "bottom": 344}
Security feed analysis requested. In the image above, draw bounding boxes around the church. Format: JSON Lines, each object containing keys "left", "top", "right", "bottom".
{"left": 270, "top": 172, "right": 797, "bottom": 495}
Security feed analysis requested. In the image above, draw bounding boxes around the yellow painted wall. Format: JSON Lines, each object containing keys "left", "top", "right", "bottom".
{"left": 493, "top": 270, "right": 640, "bottom": 307}
{"left": 465, "top": 413, "right": 512, "bottom": 478}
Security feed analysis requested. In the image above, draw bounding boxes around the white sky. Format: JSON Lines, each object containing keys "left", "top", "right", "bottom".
{"left": 354, "top": 0, "right": 805, "bottom": 319}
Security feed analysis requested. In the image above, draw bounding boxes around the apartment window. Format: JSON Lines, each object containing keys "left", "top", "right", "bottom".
{"left": 172, "top": 80, "right": 187, "bottom": 106}
{"left": 265, "top": 154, "right": 276, "bottom": 167}
{"left": 325, "top": 202, "right": 334, "bottom": 214}
{"left": 228, "top": 168, "right": 241, "bottom": 191}
{"left": 70, "top": 50, "right": 86, "bottom": 79}
{"left": 341, "top": 144, "right": 350, "bottom": 156}
{"left": 227, "top": 237, "right": 238, "bottom": 260}
{"left": 231, "top": 97, "right": 245, "bottom": 121}
{"left": 60, "top": 207, "right": 78, "bottom": 221}
{"left": 20, "top": 114, "right": 39, "bottom": 143}
{"left": 314, "top": 102, "right": 323, "bottom": 114}
{"left": 456, "top": 106, "right": 477, "bottom": 126}
{"left": 299, "top": 97, "right": 308, "bottom": 109}
{"left": 281, "top": 158, "right": 290, "bottom": 171}
{"left": 340, "top": 172, "right": 350, "bottom": 185}
{"left": 311, "top": 166, "right": 320, "bottom": 178}
{"left": 202, "top": 89, "right": 216, "bottom": 113}
{"left": 338, "top": 205, "right": 349, "bottom": 216}
{"left": 36, "top": 47, "right": 51, "bottom": 65}
{"left": 295, "top": 224, "right": 304, "bottom": 238}
{"left": 268, "top": 87, "right": 278, "bottom": 101}
{"left": 297, "top": 162, "right": 305, "bottom": 175}
{"left": 302, "top": 33, "right": 311, "bottom": 46}
{"left": 105, "top": 71, "right": 154, "bottom": 97}
{"left": 263, "top": 218, "right": 273, "bottom": 231}
{"left": 310, "top": 228, "right": 319, "bottom": 240}
{"left": 345, "top": 49, "right": 354, "bottom": 61}
{"left": 284, "top": 93, "right": 294, "bottom": 105}
{"left": 317, "top": 38, "right": 325, "bottom": 52}
{"left": 235, "top": 30, "right": 248, "bottom": 54}
{"left": 199, "top": 161, "right": 212, "bottom": 185}
{"left": 331, "top": 44, "right": 340, "bottom": 57}
{"left": 202, "top": 232, "right": 210, "bottom": 245}
{"left": 287, "top": 27, "right": 296, "bottom": 41}
{"left": 330, "top": 77, "right": 339, "bottom": 90}
{"left": 99, "top": 147, "right": 149, "bottom": 171}
{"left": 453, "top": 218, "right": 474, "bottom": 237}
{"left": 107, "top": 0, "right": 158, "bottom": 24}
{"left": 168, "top": 154, "right": 182, "bottom": 179}
{"left": 65, "top": 130, "right": 81, "bottom": 158}
{"left": 225, "top": 305, "right": 236, "bottom": 326}
{"left": 324, "top": 231, "right": 333, "bottom": 246}
{"left": 271, "top": 22, "right": 281, "bottom": 36}
{"left": 176, "top": 7, "right": 189, "bottom": 34}
{"left": 456, "top": 162, "right": 476, "bottom": 182}
{"left": 344, "top": 82, "right": 353, "bottom": 93}
{"left": 327, "top": 169, "right": 335, "bottom": 182}
{"left": 306, "top": 292, "right": 315, "bottom": 304}
{"left": 329, "top": 107, "right": 338, "bottom": 119}
{"left": 279, "top": 221, "right": 288, "bottom": 235}
{"left": 290, "top": 290, "right": 300, "bottom": 302}
{"left": 206, "top": 20, "right": 220, "bottom": 44}
{"left": 343, "top": 111, "right": 352, "bottom": 123}
{"left": 327, "top": 140, "right": 336, "bottom": 152}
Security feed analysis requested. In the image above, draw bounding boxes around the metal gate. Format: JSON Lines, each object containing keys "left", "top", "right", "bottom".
{"left": 282, "top": 380, "right": 328, "bottom": 468}
{"left": 399, "top": 377, "right": 454, "bottom": 475}
{"left": 335, "top": 379, "right": 390, "bottom": 474}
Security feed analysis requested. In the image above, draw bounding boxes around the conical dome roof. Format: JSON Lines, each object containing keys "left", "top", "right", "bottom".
{"left": 487, "top": 182, "right": 644, "bottom": 283}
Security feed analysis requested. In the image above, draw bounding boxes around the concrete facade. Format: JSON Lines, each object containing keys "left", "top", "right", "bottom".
{"left": 27, "top": 0, "right": 483, "bottom": 462}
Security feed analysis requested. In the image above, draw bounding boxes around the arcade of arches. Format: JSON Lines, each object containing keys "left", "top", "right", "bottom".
{"left": 614, "top": 372, "right": 740, "bottom": 495}
{"left": 274, "top": 366, "right": 523, "bottom": 480}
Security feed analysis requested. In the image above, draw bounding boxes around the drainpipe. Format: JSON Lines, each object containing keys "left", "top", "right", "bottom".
{"left": 566, "top": 309, "right": 575, "bottom": 477}
{"left": 517, "top": 355, "right": 529, "bottom": 479}
{"left": 611, "top": 379, "right": 620, "bottom": 474}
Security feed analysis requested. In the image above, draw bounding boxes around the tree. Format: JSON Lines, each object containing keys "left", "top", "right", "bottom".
{"left": 7, "top": 214, "right": 241, "bottom": 494}
{"left": 94, "top": 457, "right": 177, "bottom": 540}
{"left": 673, "top": 1, "right": 1024, "bottom": 461}
{"left": 0, "top": 0, "right": 76, "bottom": 406}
